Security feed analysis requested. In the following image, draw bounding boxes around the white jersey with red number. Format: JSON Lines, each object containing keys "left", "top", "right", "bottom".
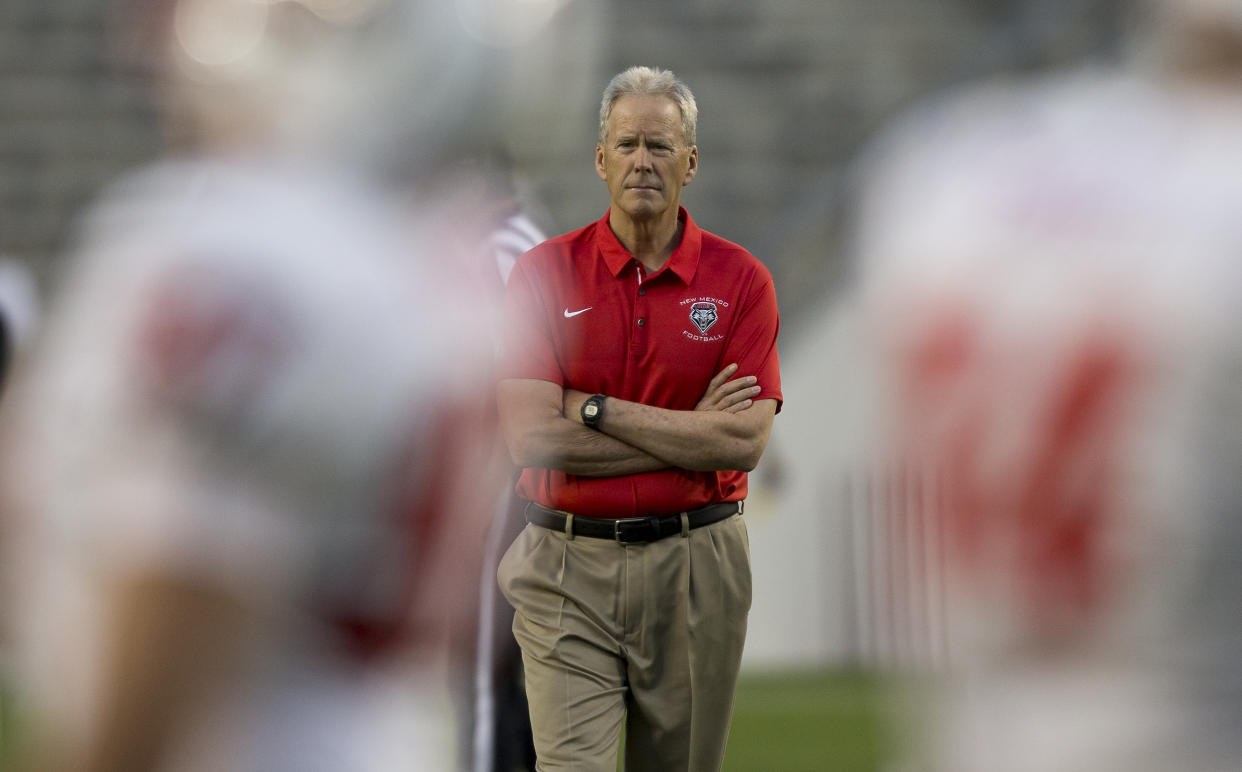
{"left": 856, "top": 69, "right": 1242, "bottom": 772}
{"left": 2, "top": 160, "right": 495, "bottom": 771}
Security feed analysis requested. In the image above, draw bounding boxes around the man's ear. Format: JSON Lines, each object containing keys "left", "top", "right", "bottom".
{"left": 595, "top": 144, "right": 607, "bottom": 181}
{"left": 683, "top": 146, "right": 698, "bottom": 185}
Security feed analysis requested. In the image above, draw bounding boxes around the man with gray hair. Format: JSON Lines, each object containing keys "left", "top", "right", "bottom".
{"left": 496, "top": 66, "right": 782, "bottom": 770}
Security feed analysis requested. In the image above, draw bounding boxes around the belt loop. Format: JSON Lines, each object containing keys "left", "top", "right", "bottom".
{"left": 680, "top": 512, "right": 690, "bottom": 538}
{"left": 564, "top": 513, "right": 575, "bottom": 541}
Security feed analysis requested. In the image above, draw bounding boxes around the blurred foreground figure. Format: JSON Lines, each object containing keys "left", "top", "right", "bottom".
{"left": 0, "top": 2, "right": 498, "bottom": 771}
{"left": 853, "top": 1, "right": 1242, "bottom": 770}
{"left": 420, "top": 150, "right": 546, "bottom": 772}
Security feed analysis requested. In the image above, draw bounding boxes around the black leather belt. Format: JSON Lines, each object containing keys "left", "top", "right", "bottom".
{"left": 524, "top": 500, "right": 742, "bottom": 544}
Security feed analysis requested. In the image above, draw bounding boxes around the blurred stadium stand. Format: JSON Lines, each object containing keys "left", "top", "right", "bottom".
{"left": 3, "top": 0, "right": 1122, "bottom": 316}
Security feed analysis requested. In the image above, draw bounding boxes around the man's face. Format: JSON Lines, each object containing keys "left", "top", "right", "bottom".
{"left": 596, "top": 94, "right": 698, "bottom": 224}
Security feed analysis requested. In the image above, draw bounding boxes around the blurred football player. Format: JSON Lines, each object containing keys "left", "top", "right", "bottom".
{"left": 427, "top": 148, "right": 546, "bottom": 772}
{"left": 400, "top": 144, "right": 547, "bottom": 771}
{"left": 851, "top": 0, "right": 1242, "bottom": 769}
{"left": 0, "top": 2, "right": 502, "bottom": 771}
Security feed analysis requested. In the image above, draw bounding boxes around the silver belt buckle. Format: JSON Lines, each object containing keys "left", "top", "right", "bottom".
{"left": 614, "top": 515, "right": 662, "bottom": 543}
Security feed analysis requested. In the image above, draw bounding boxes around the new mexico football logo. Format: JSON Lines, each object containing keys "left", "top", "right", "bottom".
{"left": 689, "top": 301, "right": 718, "bottom": 334}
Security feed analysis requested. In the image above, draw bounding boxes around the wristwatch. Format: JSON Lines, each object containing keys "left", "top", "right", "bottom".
{"left": 580, "top": 394, "right": 606, "bottom": 430}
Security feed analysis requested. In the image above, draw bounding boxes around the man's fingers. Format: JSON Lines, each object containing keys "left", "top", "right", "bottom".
{"left": 717, "top": 376, "right": 757, "bottom": 397}
{"left": 706, "top": 363, "right": 739, "bottom": 393}
{"left": 696, "top": 367, "right": 760, "bottom": 412}
{"left": 718, "top": 384, "right": 760, "bottom": 408}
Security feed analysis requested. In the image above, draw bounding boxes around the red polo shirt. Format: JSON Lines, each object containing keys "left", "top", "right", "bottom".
{"left": 499, "top": 207, "right": 782, "bottom": 517}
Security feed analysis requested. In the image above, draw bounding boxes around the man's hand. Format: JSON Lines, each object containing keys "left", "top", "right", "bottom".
{"left": 695, "top": 363, "right": 761, "bottom": 413}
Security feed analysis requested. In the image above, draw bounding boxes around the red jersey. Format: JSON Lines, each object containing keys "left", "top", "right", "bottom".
{"left": 499, "top": 207, "right": 782, "bottom": 517}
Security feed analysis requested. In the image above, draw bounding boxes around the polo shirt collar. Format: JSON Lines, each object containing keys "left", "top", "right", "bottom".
{"left": 596, "top": 207, "right": 702, "bottom": 284}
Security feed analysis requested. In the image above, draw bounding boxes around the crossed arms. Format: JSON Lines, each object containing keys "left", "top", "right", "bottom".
{"left": 497, "top": 363, "right": 777, "bottom": 476}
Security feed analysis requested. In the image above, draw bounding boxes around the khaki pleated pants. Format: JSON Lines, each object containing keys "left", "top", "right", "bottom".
{"left": 497, "top": 512, "right": 752, "bottom": 772}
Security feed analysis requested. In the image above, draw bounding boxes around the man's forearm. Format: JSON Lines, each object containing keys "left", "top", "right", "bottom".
{"left": 497, "top": 371, "right": 769, "bottom": 478}
{"left": 565, "top": 390, "right": 775, "bottom": 472}
{"left": 526, "top": 417, "right": 670, "bottom": 476}
{"left": 497, "top": 378, "right": 668, "bottom": 476}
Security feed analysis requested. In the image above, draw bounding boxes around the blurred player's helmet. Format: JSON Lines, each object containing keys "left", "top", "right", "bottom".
{"left": 117, "top": 0, "right": 495, "bottom": 173}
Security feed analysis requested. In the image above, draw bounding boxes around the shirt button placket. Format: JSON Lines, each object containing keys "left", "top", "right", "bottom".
{"left": 632, "top": 264, "right": 646, "bottom": 353}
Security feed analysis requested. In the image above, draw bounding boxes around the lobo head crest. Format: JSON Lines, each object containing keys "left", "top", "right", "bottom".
{"left": 689, "top": 301, "right": 718, "bottom": 334}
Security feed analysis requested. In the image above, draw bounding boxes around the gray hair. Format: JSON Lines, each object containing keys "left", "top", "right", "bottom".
{"left": 598, "top": 66, "right": 698, "bottom": 147}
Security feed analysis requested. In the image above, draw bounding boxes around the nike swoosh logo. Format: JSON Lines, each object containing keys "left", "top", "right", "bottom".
{"left": 563, "top": 307, "right": 593, "bottom": 318}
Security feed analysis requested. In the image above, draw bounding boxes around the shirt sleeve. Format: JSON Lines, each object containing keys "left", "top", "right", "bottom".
{"left": 722, "top": 262, "right": 783, "bottom": 412}
{"left": 496, "top": 253, "right": 564, "bottom": 385}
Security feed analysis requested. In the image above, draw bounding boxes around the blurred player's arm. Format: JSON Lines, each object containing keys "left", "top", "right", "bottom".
{"left": 497, "top": 363, "right": 761, "bottom": 475}
{"left": 12, "top": 569, "right": 258, "bottom": 772}
{"left": 78, "top": 573, "right": 257, "bottom": 772}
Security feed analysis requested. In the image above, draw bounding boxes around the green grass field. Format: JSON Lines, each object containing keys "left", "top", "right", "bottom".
{"left": 2, "top": 666, "right": 898, "bottom": 772}
{"left": 723, "top": 668, "right": 896, "bottom": 772}
{"left": 617, "top": 667, "right": 899, "bottom": 771}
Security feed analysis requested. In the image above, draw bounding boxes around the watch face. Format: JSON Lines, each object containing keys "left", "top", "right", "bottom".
{"left": 584, "top": 403, "right": 599, "bottom": 418}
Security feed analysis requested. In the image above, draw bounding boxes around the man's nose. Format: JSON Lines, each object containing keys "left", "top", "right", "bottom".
{"left": 634, "top": 144, "right": 653, "bottom": 170}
